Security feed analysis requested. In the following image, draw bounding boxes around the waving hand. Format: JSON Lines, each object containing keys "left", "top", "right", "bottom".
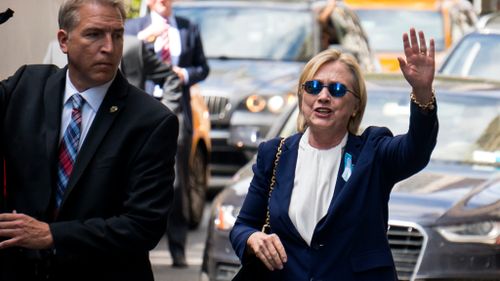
{"left": 397, "top": 28, "right": 435, "bottom": 107}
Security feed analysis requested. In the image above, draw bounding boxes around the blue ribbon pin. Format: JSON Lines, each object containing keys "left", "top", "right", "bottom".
{"left": 342, "top": 152, "right": 353, "bottom": 181}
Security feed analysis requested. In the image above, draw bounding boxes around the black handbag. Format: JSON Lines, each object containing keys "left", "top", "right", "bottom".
{"left": 231, "top": 138, "right": 285, "bottom": 281}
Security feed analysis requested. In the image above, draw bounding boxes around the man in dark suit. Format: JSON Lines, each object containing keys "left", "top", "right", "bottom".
{"left": 0, "top": 1, "right": 178, "bottom": 280}
{"left": 125, "top": 0, "right": 210, "bottom": 267}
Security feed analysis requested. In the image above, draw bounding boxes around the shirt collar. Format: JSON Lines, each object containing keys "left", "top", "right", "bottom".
{"left": 64, "top": 70, "right": 112, "bottom": 112}
{"left": 300, "top": 128, "right": 348, "bottom": 151}
{"left": 150, "top": 11, "right": 177, "bottom": 28}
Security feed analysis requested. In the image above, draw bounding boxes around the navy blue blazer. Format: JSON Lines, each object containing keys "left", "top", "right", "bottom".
{"left": 230, "top": 103, "right": 438, "bottom": 281}
{"left": 125, "top": 14, "right": 209, "bottom": 133}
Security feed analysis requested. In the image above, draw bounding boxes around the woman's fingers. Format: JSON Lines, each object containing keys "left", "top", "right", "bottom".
{"left": 428, "top": 38, "right": 436, "bottom": 60}
{"left": 402, "top": 32, "right": 411, "bottom": 59}
{"left": 248, "top": 232, "right": 287, "bottom": 271}
{"left": 418, "top": 30, "right": 427, "bottom": 55}
{"left": 264, "top": 234, "right": 287, "bottom": 269}
{"left": 409, "top": 28, "right": 419, "bottom": 55}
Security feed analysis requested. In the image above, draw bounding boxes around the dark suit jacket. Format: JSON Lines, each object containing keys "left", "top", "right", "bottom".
{"left": 0, "top": 65, "right": 179, "bottom": 281}
{"left": 125, "top": 15, "right": 210, "bottom": 132}
{"left": 230, "top": 103, "right": 438, "bottom": 281}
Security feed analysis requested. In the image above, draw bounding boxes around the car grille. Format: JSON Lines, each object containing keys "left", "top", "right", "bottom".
{"left": 204, "top": 96, "right": 230, "bottom": 116}
{"left": 388, "top": 222, "right": 425, "bottom": 281}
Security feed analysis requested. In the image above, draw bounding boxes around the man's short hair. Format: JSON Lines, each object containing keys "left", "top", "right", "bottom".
{"left": 58, "top": 0, "right": 126, "bottom": 31}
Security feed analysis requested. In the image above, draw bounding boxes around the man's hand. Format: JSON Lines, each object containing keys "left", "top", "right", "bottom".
{"left": 0, "top": 212, "right": 54, "bottom": 250}
{"left": 246, "top": 231, "right": 287, "bottom": 271}
{"left": 137, "top": 22, "right": 168, "bottom": 42}
{"left": 172, "top": 66, "right": 185, "bottom": 84}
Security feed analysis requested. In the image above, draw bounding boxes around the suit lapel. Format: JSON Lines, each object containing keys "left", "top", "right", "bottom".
{"left": 44, "top": 67, "right": 66, "bottom": 173}
{"left": 175, "top": 16, "right": 189, "bottom": 65}
{"left": 273, "top": 134, "right": 304, "bottom": 244}
{"left": 61, "top": 72, "right": 128, "bottom": 207}
{"left": 315, "top": 134, "right": 363, "bottom": 233}
{"left": 331, "top": 134, "right": 362, "bottom": 202}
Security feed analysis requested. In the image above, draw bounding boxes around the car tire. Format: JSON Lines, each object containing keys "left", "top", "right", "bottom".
{"left": 188, "top": 145, "right": 208, "bottom": 229}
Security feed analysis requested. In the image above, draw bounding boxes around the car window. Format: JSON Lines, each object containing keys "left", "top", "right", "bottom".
{"left": 355, "top": 9, "right": 445, "bottom": 52}
{"left": 175, "top": 6, "right": 315, "bottom": 61}
{"left": 440, "top": 33, "right": 500, "bottom": 80}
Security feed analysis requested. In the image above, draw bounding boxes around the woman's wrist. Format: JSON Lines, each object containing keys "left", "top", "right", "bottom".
{"left": 410, "top": 88, "right": 436, "bottom": 111}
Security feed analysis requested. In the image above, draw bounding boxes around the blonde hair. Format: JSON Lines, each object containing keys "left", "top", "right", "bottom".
{"left": 296, "top": 49, "right": 367, "bottom": 135}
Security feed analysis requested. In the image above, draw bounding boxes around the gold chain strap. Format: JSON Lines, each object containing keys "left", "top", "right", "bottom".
{"left": 261, "top": 137, "right": 285, "bottom": 233}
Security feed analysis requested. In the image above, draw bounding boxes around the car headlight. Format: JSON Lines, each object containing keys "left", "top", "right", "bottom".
{"left": 436, "top": 221, "right": 500, "bottom": 245}
{"left": 214, "top": 204, "right": 240, "bottom": 231}
{"left": 242, "top": 93, "right": 296, "bottom": 113}
{"left": 245, "top": 95, "right": 266, "bottom": 113}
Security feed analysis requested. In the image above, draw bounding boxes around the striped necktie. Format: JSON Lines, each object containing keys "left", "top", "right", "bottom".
{"left": 56, "top": 93, "right": 84, "bottom": 208}
{"left": 160, "top": 21, "right": 171, "bottom": 64}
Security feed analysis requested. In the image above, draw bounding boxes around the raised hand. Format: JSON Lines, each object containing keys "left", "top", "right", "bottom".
{"left": 397, "top": 28, "right": 435, "bottom": 106}
{"left": 137, "top": 21, "right": 169, "bottom": 42}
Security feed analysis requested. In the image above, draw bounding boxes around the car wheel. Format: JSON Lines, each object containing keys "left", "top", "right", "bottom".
{"left": 188, "top": 146, "right": 207, "bottom": 229}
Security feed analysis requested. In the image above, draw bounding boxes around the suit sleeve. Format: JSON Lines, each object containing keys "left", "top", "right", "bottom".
{"left": 50, "top": 112, "right": 179, "bottom": 255}
{"left": 137, "top": 41, "right": 183, "bottom": 114}
{"left": 142, "top": 42, "right": 180, "bottom": 87}
{"left": 0, "top": 66, "right": 27, "bottom": 213}
{"left": 229, "top": 138, "right": 281, "bottom": 263}
{"left": 376, "top": 102, "right": 439, "bottom": 187}
{"left": 183, "top": 22, "right": 210, "bottom": 87}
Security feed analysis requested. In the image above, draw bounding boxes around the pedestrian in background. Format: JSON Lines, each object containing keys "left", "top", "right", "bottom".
{"left": 230, "top": 28, "right": 438, "bottom": 280}
{"left": 125, "top": 0, "right": 209, "bottom": 268}
{"left": 0, "top": 0, "right": 178, "bottom": 280}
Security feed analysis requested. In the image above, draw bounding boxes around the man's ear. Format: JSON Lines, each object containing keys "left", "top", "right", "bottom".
{"left": 57, "top": 29, "right": 69, "bottom": 54}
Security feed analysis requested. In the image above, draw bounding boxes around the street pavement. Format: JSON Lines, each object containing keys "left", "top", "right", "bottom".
{"left": 150, "top": 202, "right": 211, "bottom": 281}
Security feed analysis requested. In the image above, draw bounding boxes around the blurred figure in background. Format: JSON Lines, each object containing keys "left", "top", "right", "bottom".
{"left": 125, "top": 0, "right": 209, "bottom": 268}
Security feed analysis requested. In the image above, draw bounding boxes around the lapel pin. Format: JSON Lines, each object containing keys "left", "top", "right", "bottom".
{"left": 110, "top": 106, "right": 118, "bottom": 113}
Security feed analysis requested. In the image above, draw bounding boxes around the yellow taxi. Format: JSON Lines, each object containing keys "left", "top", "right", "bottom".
{"left": 344, "top": 0, "right": 477, "bottom": 72}
{"left": 186, "top": 84, "right": 211, "bottom": 229}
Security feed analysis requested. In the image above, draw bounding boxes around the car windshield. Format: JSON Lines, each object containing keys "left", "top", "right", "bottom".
{"left": 355, "top": 9, "right": 445, "bottom": 52}
{"left": 279, "top": 90, "right": 499, "bottom": 166}
{"left": 439, "top": 33, "right": 500, "bottom": 81}
{"left": 174, "top": 6, "right": 315, "bottom": 61}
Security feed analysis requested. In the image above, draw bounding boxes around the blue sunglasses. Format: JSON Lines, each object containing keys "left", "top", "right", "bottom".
{"left": 302, "top": 80, "right": 357, "bottom": 98}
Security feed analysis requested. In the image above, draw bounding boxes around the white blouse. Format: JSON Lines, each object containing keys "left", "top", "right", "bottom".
{"left": 288, "top": 129, "right": 348, "bottom": 245}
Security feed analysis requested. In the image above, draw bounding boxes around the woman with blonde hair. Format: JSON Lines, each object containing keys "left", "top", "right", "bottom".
{"left": 230, "top": 28, "right": 438, "bottom": 281}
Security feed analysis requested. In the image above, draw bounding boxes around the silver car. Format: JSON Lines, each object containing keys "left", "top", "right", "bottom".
{"left": 439, "top": 29, "right": 500, "bottom": 82}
